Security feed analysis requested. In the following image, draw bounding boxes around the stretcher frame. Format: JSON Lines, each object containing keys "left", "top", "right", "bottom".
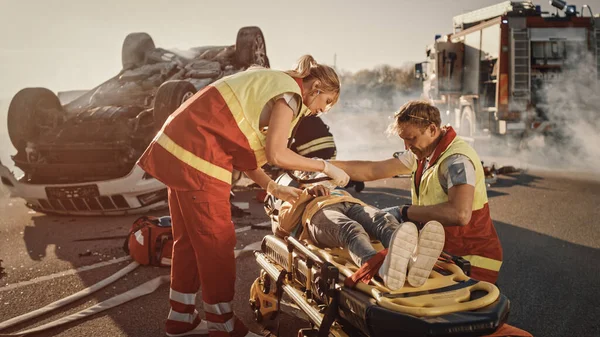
{"left": 250, "top": 234, "right": 511, "bottom": 337}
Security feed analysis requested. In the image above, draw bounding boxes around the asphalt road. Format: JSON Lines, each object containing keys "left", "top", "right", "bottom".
{"left": 0, "top": 169, "right": 599, "bottom": 337}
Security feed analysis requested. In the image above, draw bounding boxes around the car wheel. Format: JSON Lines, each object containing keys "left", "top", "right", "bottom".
{"left": 235, "top": 26, "right": 269, "bottom": 68}
{"left": 153, "top": 81, "right": 197, "bottom": 132}
{"left": 122, "top": 32, "right": 155, "bottom": 70}
{"left": 7, "top": 88, "right": 64, "bottom": 152}
{"left": 459, "top": 106, "right": 475, "bottom": 138}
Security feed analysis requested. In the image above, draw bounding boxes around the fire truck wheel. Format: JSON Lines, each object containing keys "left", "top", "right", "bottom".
{"left": 153, "top": 80, "right": 197, "bottom": 132}
{"left": 7, "top": 88, "right": 65, "bottom": 153}
{"left": 122, "top": 32, "right": 155, "bottom": 70}
{"left": 459, "top": 106, "right": 475, "bottom": 137}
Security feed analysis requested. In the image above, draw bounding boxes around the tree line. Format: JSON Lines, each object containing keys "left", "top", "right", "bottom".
{"left": 337, "top": 64, "right": 421, "bottom": 111}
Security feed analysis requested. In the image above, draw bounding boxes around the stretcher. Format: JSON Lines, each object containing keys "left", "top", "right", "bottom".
{"left": 250, "top": 173, "right": 512, "bottom": 337}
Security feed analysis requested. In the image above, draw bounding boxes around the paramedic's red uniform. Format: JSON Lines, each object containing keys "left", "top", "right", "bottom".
{"left": 137, "top": 69, "right": 308, "bottom": 337}
{"left": 412, "top": 128, "right": 503, "bottom": 283}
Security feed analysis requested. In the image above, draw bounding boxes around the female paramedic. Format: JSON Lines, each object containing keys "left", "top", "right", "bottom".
{"left": 137, "top": 55, "right": 349, "bottom": 337}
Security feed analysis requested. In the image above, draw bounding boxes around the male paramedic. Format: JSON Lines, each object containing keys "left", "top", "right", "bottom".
{"left": 332, "top": 100, "right": 503, "bottom": 284}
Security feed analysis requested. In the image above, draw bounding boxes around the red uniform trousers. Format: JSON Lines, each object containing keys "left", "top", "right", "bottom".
{"left": 166, "top": 177, "right": 248, "bottom": 337}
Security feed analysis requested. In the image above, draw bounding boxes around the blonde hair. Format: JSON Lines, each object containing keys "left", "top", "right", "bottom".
{"left": 387, "top": 100, "right": 442, "bottom": 136}
{"left": 285, "top": 55, "right": 341, "bottom": 108}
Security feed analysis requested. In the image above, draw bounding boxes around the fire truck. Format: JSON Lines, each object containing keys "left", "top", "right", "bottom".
{"left": 414, "top": 0, "right": 600, "bottom": 140}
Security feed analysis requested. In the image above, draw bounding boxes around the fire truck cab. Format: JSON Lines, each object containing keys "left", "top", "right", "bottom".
{"left": 415, "top": 0, "right": 600, "bottom": 139}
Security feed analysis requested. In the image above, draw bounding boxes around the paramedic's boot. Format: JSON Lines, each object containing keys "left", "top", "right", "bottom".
{"left": 166, "top": 319, "right": 208, "bottom": 336}
{"left": 378, "top": 222, "right": 419, "bottom": 290}
{"left": 407, "top": 221, "right": 445, "bottom": 287}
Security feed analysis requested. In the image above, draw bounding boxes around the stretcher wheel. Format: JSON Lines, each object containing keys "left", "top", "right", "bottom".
{"left": 253, "top": 308, "right": 263, "bottom": 323}
{"left": 260, "top": 270, "right": 271, "bottom": 294}
{"left": 249, "top": 298, "right": 262, "bottom": 323}
{"left": 249, "top": 298, "right": 257, "bottom": 311}
{"left": 249, "top": 277, "right": 277, "bottom": 323}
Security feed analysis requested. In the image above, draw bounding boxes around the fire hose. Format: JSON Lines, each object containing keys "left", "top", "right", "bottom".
{"left": 0, "top": 227, "right": 263, "bottom": 336}
{"left": 0, "top": 261, "right": 144, "bottom": 336}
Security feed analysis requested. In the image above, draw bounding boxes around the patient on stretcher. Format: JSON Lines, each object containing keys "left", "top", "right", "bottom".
{"left": 273, "top": 174, "right": 445, "bottom": 291}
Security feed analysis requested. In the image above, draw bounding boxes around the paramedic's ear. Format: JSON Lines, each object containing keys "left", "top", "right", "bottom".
{"left": 428, "top": 123, "right": 437, "bottom": 135}
{"left": 311, "top": 80, "right": 322, "bottom": 93}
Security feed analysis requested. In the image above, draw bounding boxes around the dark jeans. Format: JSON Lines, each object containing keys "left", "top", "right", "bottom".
{"left": 308, "top": 202, "right": 404, "bottom": 266}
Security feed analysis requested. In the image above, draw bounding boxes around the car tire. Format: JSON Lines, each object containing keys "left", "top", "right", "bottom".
{"left": 235, "top": 27, "right": 269, "bottom": 68}
{"left": 459, "top": 106, "right": 475, "bottom": 138}
{"left": 7, "top": 88, "right": 64, "bottom": 152}
{"left": 122, "top": 32, "right": 155, "bottom": 70}
{"left": 153, "top": 81, "right": 197, "bottom": 132}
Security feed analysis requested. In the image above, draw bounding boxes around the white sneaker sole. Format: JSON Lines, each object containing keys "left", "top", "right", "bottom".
{"left": 381, "top": 222, "right": 418, "bottom": 291}
{"left": 407, "top": 221, "right": 445, "bottom": 287}
{"left": 166, "top": 320, "right": 208, "bottom": 337}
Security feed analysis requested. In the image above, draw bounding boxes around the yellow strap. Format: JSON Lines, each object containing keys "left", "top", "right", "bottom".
{"left": 461, "top": 255, "right": 503, "bottom": 272}
{"left": 296, "top": 136, "right": 335, "bottom": 152}
{"left": 298, "top": 141, "right": 336, "bottom": 156}
{"left": 156, "top": 133, "right": 232, "bottom": 184}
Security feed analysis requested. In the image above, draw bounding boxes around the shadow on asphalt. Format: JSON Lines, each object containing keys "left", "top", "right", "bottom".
{"left": 492, "top": 171, "right": 549, "bottom": 190}
{"left": 494, "top": 220, "right": 600, "bottom": 337}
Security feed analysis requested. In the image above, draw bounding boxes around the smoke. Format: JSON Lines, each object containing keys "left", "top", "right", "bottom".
{"left": 475, "top": 52, "right": 600, "bottom": 175}
{"left": 324, "top": 54, "right": 600, "bottom": 180}
{"left": 323, "top": 91, "right": 421, "bottom": 160}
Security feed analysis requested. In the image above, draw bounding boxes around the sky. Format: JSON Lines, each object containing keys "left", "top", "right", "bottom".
{"left": 1, "top": 0, "right": 599, "bottom": 175}
{"left": 1, "top": 0, "right": 598, "bottom": 98}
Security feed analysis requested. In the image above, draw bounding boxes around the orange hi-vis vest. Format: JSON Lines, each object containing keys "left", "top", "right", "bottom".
{"left": 137, "top": 69, "right": 310, "bottom": 191}
{"left": 411, "top": 127, "right": 503, "bottom": 283}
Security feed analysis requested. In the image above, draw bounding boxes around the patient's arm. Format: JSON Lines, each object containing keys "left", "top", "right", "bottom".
{"left": 407, "top": 184, "right": 474, "bottom": 227}
{"left": 330, "top": 158, "right": 412, "bottom": 182}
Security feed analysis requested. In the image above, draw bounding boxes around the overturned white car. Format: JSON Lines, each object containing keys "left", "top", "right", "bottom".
{"left": 0, "top": 27, "right": 269, "bottom": 215}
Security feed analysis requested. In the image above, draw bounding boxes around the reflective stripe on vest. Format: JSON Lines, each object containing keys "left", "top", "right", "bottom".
{"left": 155, "top": 132, "right": 232, "bottom": 184}
{"left": 213, "top": 69, "right": 310, "bottom": 167}
{"left": 462, "top": 254, "right": 503, "bottom": 272}
{"left": 296, "top": 136, "right": 335, "bottom": 156}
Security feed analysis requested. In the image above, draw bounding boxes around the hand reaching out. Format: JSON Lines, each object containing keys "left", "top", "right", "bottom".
{"left": 320, "top": 159, "right": 350, "bottom": 187}
{"left": 267, "top": 180, "right": 302, "bottom": 203}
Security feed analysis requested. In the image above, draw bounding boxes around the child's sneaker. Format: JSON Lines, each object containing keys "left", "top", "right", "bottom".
{"left": 379, "top": 222, "right": 419, "bottom": 290}
{"left": 407, "top": 221, "right": 445, "bottom": 287}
